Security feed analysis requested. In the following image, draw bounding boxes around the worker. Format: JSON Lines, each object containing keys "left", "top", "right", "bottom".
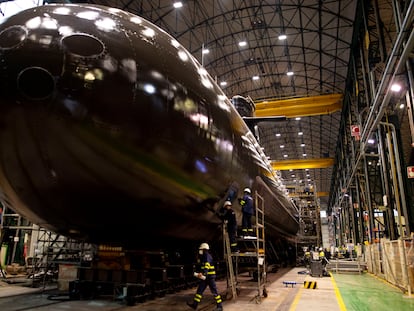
{"left": 304, "top": 247, "right": 311, "bottom": 269}
{"left": 220, "top": 201, "right": 238, "bottom": 252}
{"left": 318, "top": 247, "right": 329, "bottom": 276}
{"left": 187, "top": 243, "right": 223, "bottom": 311}
{"left": 319, "top": 247, "right": 325, "bottom": 259}
{"left": 240, "top": 187, "right": 254, "bottom": 236}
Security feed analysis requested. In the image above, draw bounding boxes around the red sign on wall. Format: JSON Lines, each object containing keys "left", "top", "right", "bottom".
{"left": 350, "top": 125, "right": 360, "bottom": 136}
{"left": 407, "top": 166, "right": 414, "bottom": 178}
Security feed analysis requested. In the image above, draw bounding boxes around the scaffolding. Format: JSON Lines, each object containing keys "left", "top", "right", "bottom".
{"left": 224, "top": 192, "right": 267, "bottom": 303}
{"left": 0, "top": 204, "right": 93, "bottom": 287}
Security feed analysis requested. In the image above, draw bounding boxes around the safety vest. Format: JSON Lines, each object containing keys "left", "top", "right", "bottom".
{"left": 201, "top": 252, "right": 216, "bottom": 276}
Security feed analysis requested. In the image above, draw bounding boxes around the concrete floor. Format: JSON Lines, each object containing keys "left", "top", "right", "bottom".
{"left": 1, "top": 267, "right": 413, "bottom": 311}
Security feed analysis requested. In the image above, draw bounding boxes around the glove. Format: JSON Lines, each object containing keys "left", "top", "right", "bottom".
{"left": 194, "top": 272, "right": 206, "bottom": 280}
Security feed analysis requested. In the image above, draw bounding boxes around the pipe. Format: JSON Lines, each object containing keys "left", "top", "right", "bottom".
{"left": 361, "top": 1, "right": 414, "bottom": 142}
{"left": 382, "top": 122, "right": 411, "bottom": 236}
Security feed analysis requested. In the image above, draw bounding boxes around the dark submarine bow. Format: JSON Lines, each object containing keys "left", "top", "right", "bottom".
{"left": 0, "top": 4, "right": 298, "bottom": 248}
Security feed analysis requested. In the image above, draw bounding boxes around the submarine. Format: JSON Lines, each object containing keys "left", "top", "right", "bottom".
{"left": 0, "top": 4, "right": 299, "bottom": 249}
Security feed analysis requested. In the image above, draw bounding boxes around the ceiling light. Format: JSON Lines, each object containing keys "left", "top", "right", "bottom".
{"left": 287, "top": 71, "right": 294, "bottom": 76}
{"left": 284, "top": 154, "right": 288, "bottom": 158}
{"left": 298, "top": 132, "right": 303, "bottom": 136}
{"left": 295, "top": 117, "right": 301, "bottom": 120}
{"left": 202, "top": 48, "right": 209, "bottom": 54}
{"left": 275, "top": 133, "right": 281, "bottom": 137}
{"left": 238, "top": 41, "right": 247, "bottom": 47}
{"left": 252, "top": 75, "right": 259, "bottom": 80}
{"left": 278, "top": 34, "right": 287, "bottom": 40}
{"left": 301, "top": 143, "right": 305, "bottom": 147}
{"left": 173, "top": 1, "right": 183, "bottom": 8}
{"left": 368, "top": 139, "right": 375, "bottom": 144}
{"left": 291, "top": 174, "right": 295, "bottom": 177}
{"left": 280, "top": 145, "right": 285, "bottom": 148}
{"left": 303, "top": 153, "right": 307, "bottom": 157}
{"left": 220, "top": 81, "right": 227, "bottom": 86}
{"left": 390, "top": 83, "right": 402, "bottom": 92}
{"left": 399, "top": 103, "right": 405, "bottom": 109}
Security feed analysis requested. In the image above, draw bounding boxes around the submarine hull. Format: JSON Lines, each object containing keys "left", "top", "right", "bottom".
{"left": 0, "top": 4, "right": 298, "bottom": 248}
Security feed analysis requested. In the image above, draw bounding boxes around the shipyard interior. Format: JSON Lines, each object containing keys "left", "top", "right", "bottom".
{"left": 0, "top": 1, "right": 413, "bottom": 311}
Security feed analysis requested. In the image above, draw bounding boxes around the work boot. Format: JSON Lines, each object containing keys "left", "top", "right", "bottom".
{"left": 186, "top": 301, "right": 197, "bottom": 310}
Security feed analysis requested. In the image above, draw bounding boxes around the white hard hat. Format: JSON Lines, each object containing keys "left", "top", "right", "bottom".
{"left": 319, "top": 247, "right": 323, "bottom": 251}
{"left": 243, "top": 188, "right": 251, "bottom": 193}
{"left": 199, "top": 243, "right": 210, "bottom": 250}
{"left": 223, "top": 201, "right": 232, "bottom": 207}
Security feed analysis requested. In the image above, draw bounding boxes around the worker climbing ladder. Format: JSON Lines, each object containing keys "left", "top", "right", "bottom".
{"left": 223, "top": 192, "right": 267, "bottom": 303}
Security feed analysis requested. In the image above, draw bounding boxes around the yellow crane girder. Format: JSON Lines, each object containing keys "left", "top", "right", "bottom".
{"left": 254, "top": 94, "right": 343, "bottom": 118}
{"left": 271, "top": 158, "right": 335, "bottom": 170}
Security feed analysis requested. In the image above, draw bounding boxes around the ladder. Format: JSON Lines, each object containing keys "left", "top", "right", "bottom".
{"left": 252, "top": 192, "right": 266, "bottom": 302}
{"left": 232, "top": 192, "right": 267, "bottom": 303}
{"left": 223, "top": 222, "right": 237, "bottom": 299}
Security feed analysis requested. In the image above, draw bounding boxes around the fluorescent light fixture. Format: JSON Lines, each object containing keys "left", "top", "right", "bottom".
{"left": 298, "top": 132, "right": 303, "bottom": 136}
{"left": 367, "top": 139, "right": 375, "bottom": 144}
{"left": 252, "top": 75, "right": 259, "bottom": 80}
{"left": 283, "top": 154, "right": 288, "bottom": 158}
{"left": 301, "top": 143, "right": 305, "bottom": 147}
{"left": 238, "top": 41, "right": 247, "bottom": 47}
{"left": 400, "top": 103, "right": 405, "bottom": 109}
{"left": 303, "top": 153, "right": 307, "bottom": 157}
{"left": 287, "top": 71, "right": 294, "bottom": 76}
{"left": 280, "top": 145, "right": 285, "bottom": 148}
{"left": 202, "top": 48, "right": 210, "bottom": 54}
{"left": 220, "top": 81, "right": 227, "bottom": 86}
{"left": 278, "top": 34, "right": 287, "bottom": 40}
{"left": 173, "top": 1, "right": 183, "bottom": 8}
{"left": 295, "top": 117, "right": 301, "bottom": 120}
{"left": 275, "top": 133, "right": 281, "bottom": 137}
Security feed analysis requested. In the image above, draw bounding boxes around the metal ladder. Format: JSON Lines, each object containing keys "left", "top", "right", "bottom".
{"left": 254, "top": 192, "right": 267, "bottom": 302}
{"left": 223, "top": 223, "right": 237, "bottom": 299}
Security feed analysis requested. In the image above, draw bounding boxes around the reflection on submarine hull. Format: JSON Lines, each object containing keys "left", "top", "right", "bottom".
{"left": 0, "top": 4, "right": 298, "bottom": 248}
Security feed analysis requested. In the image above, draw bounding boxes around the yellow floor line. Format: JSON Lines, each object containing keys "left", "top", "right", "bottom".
{"left": 330, "top": 272, "right": 347, "bottom": 311}
{"left": 288, "top": 285, "right": 303, "bottom": 311}
{"left": 367, "top": 272, "right": 402, "bottom": 290}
